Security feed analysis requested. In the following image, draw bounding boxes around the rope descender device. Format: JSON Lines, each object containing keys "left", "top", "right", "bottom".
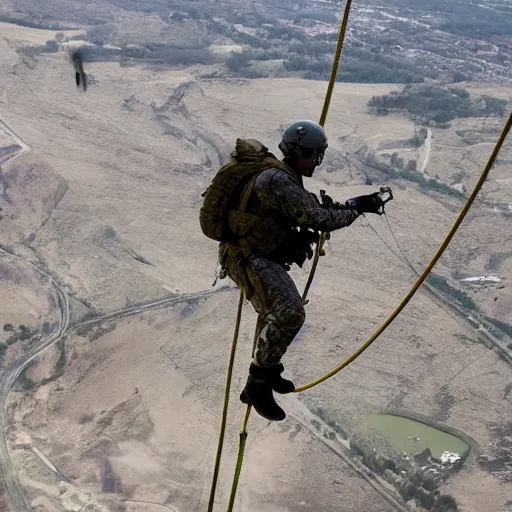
{"left": 376, "top": 186, "right": 394, "bottom": 215}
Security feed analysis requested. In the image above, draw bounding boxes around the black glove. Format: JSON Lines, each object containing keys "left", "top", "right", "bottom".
{"left": 293, "top": 227, "right": 319, "bottom": 267}
{"left": 345, "top": 191, "right": 385, "bottom": 215}
{"left": 272, "top": 228, "right": 319, "bottom": 268}
{"left": 319, "top": 190, "right": 346, "bottom": 210}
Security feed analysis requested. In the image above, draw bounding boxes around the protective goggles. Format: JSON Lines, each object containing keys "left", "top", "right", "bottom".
{"left": 300, "top": 144, "right": 327, "bottom": 166}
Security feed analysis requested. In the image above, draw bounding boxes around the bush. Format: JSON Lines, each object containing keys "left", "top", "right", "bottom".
{"left": 350, "top": 439, "right": 365, "bottom": 457}
{"left": 280, "top": 43, "right": 435, "bottom": 84}
{"left": 18, "top": 325, "right": 31, "bottom": 341}
{"left": 288, "top": 41, "right": 337, "bottom": 57}
{"left": 0, "top": 244, "right": 14, "bottom": 254}
{"left": 453, "top": 71, "right": 468, "bottom": 83}
{"left": 226, "top": 51, "right": 250, "bottom": 71}
{"left": 145, "top": 48, "right": 215, "bottom": 66}
{"left": 399, "top": 481, "right": 416, "bottom": 502}
{"left": 369, "top": 151, "right": 465, "bottom": 198}
{"left": 315, "top": 408, "right": 348, "bottom": 438}
{"left": 21, "top": 377, "right": 35, "bottom": 391}
{"left": 484, "top": 317, "right": 512, "bottom": 337}
{"left": 42, "top": 323, "right": 53, "bottom": 334}
{"left": 433, "top": 494, "right": 458, "bottom": 512}
{"left": 41, "top": 40, "right": 59, "bottom": 53}
{"left": 427, "top": 273, "right": 479, "bottom": 311}
{"left": 417, "top": 488, "right": 436, "bottom": 509}
{"left": 54, "top": 340, "right": 66, "bottom": 375}
{"left": 284, "top": 56, "right": 332, "bottom": 74}
{"left": 409, "top": 135, "right": 424, "bottom": 147}
{"left": 233, "top": 32, "right": 272, "bottom": 49}
{"left": 451, "top": 172, "right": 464, "bottom": 184}
{"left": 368, "top": 85, "right": 508, "bottom": 124}
{"left": 78, "top": 413, "right": 96, "bottom": 424}
{"left": 422, "top": 476, "right": 436, "bottom": 491}
{"left": 339, "top": 59, "right": 418, "bottom": 84}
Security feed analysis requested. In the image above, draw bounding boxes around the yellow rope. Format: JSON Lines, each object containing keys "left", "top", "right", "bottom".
{"left": 226, "top": 406, "right": 252, "bottom": 511}
{"left": 303, "top": 0, "right": 353, "bottom": 302}
{"left": 319, "top": 0, "right": 353, "bottom": 128}
{"left": 221, "top": 109, "right": 512, "bottom": 512}
{"left": 209, "top": 0, "right": 512, "bottom": 495}
{"left": 207, "top": 291, "right": 244, "bottom": 512}
{"left": 208, "top": 2, "right": 512, "bottom": 510}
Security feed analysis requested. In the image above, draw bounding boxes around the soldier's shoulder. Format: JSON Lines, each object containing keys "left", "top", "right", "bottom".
{"left": 256, "top": 167, "right": 296, "bottom": 186}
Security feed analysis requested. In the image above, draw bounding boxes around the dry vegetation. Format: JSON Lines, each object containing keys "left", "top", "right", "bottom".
{"left": 0, "top": 4, "right": 512, "bottom": 512}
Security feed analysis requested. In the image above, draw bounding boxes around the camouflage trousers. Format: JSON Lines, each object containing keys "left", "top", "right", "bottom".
{"left": 225, "top": 252, "right": 306, "bottom": 367}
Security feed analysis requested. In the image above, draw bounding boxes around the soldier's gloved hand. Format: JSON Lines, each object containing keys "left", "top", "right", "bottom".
{"left": 320, "top": 190, "right": 345, "bottom": 210}
{"left": 345, "top": 192, "right": 385, "bottom": 215}
{"left": 292, "top": 228, "right": 319, "bottom": 267}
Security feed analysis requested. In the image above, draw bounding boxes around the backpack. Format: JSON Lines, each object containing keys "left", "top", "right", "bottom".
{"left": 199, "top": 138, "right": 294, "bottom": 243}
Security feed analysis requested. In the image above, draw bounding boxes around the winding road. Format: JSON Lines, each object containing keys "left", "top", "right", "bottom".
{"left": 0, "top": 121, "right": 70, "bottom": 510}
{"left": 0, "top": 258, "right": 69, "bottom": 511}
{"left": 419, "top": 127, "right": 432, "bottom": 174}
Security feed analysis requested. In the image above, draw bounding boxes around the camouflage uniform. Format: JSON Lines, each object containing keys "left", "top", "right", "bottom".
{"left": 222, "top": 167, "right": 360, "bottom": 367}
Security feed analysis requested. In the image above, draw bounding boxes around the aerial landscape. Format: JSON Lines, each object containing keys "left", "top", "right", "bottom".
{"left": 0, "top": 0, "right": 511, "bottom": 511}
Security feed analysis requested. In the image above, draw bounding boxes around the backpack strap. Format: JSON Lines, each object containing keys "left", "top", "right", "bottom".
{"left": 239, "top": 174, "right": 258, "bottom": 213}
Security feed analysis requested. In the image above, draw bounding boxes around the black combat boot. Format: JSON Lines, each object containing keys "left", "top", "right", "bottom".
{"left": 268, "top": 363, "right": 295, "bottom": 394}
{"left": 240, "top": 363, "right": 286, "bottom": 421}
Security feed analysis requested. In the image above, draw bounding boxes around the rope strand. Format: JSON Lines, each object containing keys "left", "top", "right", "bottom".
{"left": 207, "top": 291, "right": 245, "bottom": 512}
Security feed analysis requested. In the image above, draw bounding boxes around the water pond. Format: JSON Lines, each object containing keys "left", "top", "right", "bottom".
{"left": 366, "top": 413, "right": 470, "bottom": 459}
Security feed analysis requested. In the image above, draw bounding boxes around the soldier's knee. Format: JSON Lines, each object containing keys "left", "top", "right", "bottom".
{"left": 287, "top": 303, "right": 306, "bottom": 331}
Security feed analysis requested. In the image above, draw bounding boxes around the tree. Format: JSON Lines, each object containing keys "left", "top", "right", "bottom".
{"left": 226, "top": 51, "right": 250, "bottom": 71}
{"left": 434, "top": 494, "right": 458, "bottom": 512}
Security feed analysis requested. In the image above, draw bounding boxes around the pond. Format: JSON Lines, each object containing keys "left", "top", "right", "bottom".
{"left": 365, "top": 413, "right": 470, "bottom": 460}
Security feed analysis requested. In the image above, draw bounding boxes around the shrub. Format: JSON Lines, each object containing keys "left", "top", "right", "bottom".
{"left": 368, "top": 85, "right": 507, "bottom": 124}
{"left": 433, "top": 494, "right": 458, "bottom": 512}
{"left": 226, "top": 51, "right": 250, "bottom": 71}
{"left": 78, "top": 413, "right": 96, "bottom": 424}
{"left": 427, "top": 273, "right": 479, "bottom": 311}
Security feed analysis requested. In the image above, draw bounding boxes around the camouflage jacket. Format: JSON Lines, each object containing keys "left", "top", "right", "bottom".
{"left": 254, "top": 167, "right": 360, "bottom": 232}
{"left": 218, "top": 166, "right": 360, "bottom": 297}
